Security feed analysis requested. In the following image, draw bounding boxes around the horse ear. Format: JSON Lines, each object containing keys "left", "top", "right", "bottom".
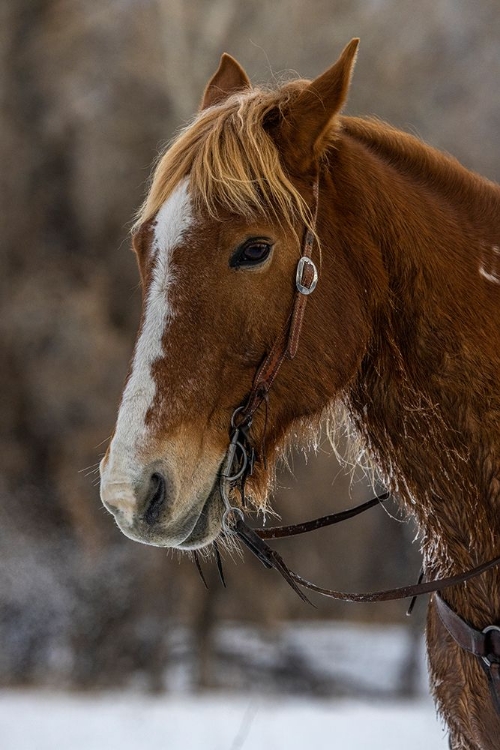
{"left": 281, "top": 38, "right": 359, "bottom": 171}
{"left": 200, "top": 53, "right": 251, "bottom": 110}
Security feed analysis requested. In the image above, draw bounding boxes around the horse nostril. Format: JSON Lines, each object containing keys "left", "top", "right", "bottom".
{"left": 143, "top": 472, "right": 167, "bottom": 525}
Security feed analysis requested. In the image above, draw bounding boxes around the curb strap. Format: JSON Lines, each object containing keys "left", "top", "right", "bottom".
{"left": 435, "top": 593, "right": 500, "bottom": 715}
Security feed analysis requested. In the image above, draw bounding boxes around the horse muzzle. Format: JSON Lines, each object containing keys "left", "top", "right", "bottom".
{"left": 99, "top": 453, "right": 224, "bottom": 549}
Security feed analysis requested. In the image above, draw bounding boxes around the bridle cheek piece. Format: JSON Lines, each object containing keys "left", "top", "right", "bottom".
{"left": 219, "top": 177, "right": 320, "bottom": 525}
{"left": 215, "top": 172, "right": 500, "bottom": 711}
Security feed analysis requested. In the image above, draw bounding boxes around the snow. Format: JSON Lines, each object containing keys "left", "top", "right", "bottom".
{"left": 0, "top": 690, "right": 448, "bottom": 750}
{"left": 0, "top": 621, "right": 448, "bottom": 748}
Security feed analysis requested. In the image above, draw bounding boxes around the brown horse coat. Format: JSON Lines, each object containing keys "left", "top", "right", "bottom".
{"left": 100, "top": 41, "right": 500, "bottom": 748}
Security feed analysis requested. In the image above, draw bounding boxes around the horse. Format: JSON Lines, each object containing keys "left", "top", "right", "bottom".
{"left": 99, "top": 40, "right": 500, "bottom": 748}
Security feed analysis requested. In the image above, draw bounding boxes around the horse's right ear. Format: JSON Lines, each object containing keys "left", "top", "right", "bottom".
{"left": 200, "top": 53, "right": 251, "bottom": 110}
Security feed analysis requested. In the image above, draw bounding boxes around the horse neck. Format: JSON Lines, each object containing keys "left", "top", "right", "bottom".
{"left": 332, "top": 120, "right": 500, "bottom": 620}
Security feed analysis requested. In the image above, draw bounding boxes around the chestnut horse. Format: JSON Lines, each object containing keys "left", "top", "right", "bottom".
{"left": 100, "top": 40, "right": 500, "bottom": 748}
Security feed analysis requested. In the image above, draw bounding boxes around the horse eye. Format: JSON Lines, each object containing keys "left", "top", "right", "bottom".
{"left": 230, "top": 240, "right": 273, "bottom": 268}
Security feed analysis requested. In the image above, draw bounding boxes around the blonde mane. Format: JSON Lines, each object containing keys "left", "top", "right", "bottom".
{"left": 134, "top": 81, "right": 316, "bottom": 232}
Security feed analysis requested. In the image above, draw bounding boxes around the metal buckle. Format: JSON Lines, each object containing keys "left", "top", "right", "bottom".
{"left": 296, "top": 256, "right": 318, "bottom": 295}
{"left": 482, "top": 624, "right": 500, "bottom": 667}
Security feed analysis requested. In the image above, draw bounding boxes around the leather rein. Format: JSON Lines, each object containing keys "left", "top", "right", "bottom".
{"left": 215, "top": 173, "right": 500, "bottom": 706}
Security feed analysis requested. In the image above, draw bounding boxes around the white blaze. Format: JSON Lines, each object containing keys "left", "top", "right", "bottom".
{"left": 105, "top": 179, "right": 193, "bottom": 482}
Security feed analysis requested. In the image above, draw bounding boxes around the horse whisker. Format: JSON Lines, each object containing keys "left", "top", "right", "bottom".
{"left": 214, "top": 541, "right": 226, "bottom": 587}
{"left": 192, "top": 550, "right": 209, "bottom": 589}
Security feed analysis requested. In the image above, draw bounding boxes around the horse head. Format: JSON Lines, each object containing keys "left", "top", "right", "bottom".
{"left": 99, "top": 40, "right": 371, "bottom": 549}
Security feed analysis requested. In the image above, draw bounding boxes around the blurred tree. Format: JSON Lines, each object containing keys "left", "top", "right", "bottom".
{"left": 0, "top": 0, "right": 180, "bottom": 688}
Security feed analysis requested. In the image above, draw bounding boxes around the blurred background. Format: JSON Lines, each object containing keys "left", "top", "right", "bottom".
{"left": 1, "top": 0, "right": 499, "bottom": 735}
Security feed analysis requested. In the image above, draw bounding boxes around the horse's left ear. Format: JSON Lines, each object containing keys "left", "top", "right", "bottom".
{"left": 281, "top": 38, "right": 359, "bottom": 171}
{"left": 200, "top": 53, "right": 251, "bottom": 110}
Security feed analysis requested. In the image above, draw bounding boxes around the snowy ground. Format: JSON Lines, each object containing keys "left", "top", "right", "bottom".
{"left": 0, "top": 621, "right": 449, "bottom": 748}
{"left": 0, "top": 690, "right": 448, "bottom": 750}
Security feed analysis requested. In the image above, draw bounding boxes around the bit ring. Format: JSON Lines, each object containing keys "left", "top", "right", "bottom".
{"left": 222, "top": 506, "right": 245, "bottom": 533}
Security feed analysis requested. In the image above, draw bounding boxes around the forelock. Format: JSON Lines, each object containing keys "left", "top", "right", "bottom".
{"left": 134, "top": 81, "right": 314, "bottom": 233}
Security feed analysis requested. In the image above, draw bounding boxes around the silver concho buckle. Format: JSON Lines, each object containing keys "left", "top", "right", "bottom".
{"left": 296, "top": 256, "right": 318, "bottom": 295}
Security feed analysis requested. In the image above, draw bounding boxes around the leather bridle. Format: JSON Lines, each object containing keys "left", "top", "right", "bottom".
{"left": 214, "top": 172, "right": 500, "bottom": 710}
{"left": 223, "top": 178, "right": 320, "bottom": 437}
